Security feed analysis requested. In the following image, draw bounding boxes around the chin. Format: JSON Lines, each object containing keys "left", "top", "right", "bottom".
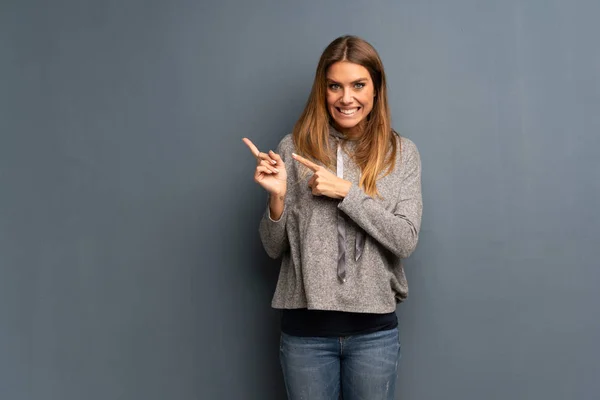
{"left": 332, "top": 116, "right": 363, "bottom": 129}
{"left": 335, "top": 120, "right": 359, "bottom": 129}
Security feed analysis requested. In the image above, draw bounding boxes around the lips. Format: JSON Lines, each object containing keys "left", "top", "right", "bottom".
{"left": 336, "top": 107, "right": 360, "bottom": 116}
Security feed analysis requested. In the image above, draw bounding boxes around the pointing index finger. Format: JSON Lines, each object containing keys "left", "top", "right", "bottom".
{"left": 242, "top": 138, "right": 261, "bottom": 158}
{"left": 292, "top": 153, "right": 320, "bottom": 172}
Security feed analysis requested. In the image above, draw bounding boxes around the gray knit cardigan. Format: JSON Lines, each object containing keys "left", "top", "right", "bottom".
{"left": 259, "top": 127, "right": 422, "bottom": 313}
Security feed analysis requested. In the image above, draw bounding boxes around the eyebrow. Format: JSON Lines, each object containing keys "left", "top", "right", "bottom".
{"left": 326, "top": 78, "right": 369, "bottom": 84}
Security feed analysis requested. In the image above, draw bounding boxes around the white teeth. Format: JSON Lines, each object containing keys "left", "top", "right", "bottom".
{"left": 339, "top": 108, "right": 358, "bottom": 115}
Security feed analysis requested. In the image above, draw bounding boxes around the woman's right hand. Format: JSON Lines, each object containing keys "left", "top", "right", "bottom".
{"left": 242, "top": 138, "right": 287, "bottom": 196}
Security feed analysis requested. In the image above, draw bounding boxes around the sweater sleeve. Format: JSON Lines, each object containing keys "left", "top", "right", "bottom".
{"left": 258, "top": 198, "right": 289, "bottom": 259}
{"left": 337, "top": 140, "right": 422, "bottom": 259}
{"left": 258, "top": 138, "right": 291, "bottom": 259}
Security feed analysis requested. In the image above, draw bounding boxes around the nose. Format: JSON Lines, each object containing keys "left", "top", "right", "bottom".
{"left": 340, "top": 89, "right": 353, "bottom": 105}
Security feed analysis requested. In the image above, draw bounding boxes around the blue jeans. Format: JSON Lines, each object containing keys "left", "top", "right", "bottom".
{"left": 279, "top": 327, "right": 401, "bottom": 400}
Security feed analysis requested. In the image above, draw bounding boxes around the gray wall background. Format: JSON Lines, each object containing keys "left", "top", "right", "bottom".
{"left": 1, "top": 0, "right": 599, "bottom": 399}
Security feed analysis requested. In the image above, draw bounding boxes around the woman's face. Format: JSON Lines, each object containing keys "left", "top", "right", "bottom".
{"left": 326, "top": 61, "right": 376, "bottom": 136}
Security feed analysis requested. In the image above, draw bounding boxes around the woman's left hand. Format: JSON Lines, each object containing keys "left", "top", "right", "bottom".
{"left": 292, "top": 153, "right": 352, "bottom": 199}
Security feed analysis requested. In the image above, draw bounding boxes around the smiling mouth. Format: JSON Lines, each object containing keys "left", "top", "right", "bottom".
{"left": 336, "top": 107, "right": 360, "bottom": 116}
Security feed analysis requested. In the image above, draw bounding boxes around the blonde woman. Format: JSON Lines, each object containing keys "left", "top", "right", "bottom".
{"left": 243, "top": 35, "right": 422, "bottom": 400}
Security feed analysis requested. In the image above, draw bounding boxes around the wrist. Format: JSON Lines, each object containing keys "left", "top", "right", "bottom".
{"left": 268, "top": 191, "right": 286, "bottom": 221}
{"left": 271, "top": 191, "right": 286, "bottom": 201}
{"left": 336, "top": 180, "right": 352, "bottom": 199}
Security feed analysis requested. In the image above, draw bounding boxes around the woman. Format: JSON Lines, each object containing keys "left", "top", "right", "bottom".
{"left": 243, "top": 35, "right": 422, "bottom": 400}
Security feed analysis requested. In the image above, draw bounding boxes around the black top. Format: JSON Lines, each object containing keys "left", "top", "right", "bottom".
{"left": 281, "top": 308, "right": 398, "bottom": 337}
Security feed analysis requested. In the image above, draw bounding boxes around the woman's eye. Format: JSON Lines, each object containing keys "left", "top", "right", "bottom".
{"left": 354, "top": 82, "right": 365, "bottom": 89}
{"left": 329, "top": 84, "right": 340, "bottom": 90}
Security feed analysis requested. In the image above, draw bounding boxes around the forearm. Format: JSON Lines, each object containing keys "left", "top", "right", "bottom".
{"left": 338, "top": 185, "right": 421, "bottom": 258}
{"left": 269, "top": 192, "right": 286, "bottom": 221}
{"left": 259, "top": 190, "right": 289, "bottom": 259}
{"left": 338, "top": 142, "right": 422, "bottom": 258}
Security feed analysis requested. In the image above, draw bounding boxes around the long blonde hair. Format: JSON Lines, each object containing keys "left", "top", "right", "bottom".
{"left": 292, "top": 35, "right": 399, "bottom": 197}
